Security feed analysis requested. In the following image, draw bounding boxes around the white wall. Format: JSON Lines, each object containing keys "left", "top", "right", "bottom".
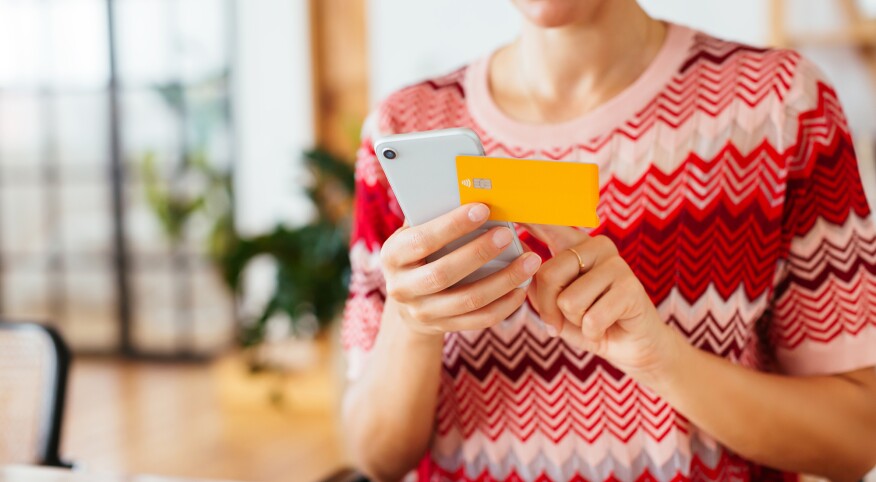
{"left": 367, "top": 0, "right": 773, "bottom": 105}
{"left": 234, "top": 0, "right": 315, "bottom": 319}
{"left": 639, "top": 0, "right": 767, "bottom": 44}
{"left": 367, "top": 0, "right": 873, "bottom": 132}
{"left": 368, "top": 0, "right": 521, "bottom": 104}
{"left": 234, "top": 0, "right": 313, "bottom": 234}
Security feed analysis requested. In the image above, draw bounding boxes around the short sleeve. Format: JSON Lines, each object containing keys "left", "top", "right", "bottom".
{"left": 340, "top": 114, "right": 404, "bottom": 381}
{"left": 769, "top": 57, "right": 876, "bottom": 376}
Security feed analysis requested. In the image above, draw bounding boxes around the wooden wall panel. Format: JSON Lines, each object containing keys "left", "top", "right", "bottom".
{"left": 309, "top": 0, "right": 370, "bottom": 160}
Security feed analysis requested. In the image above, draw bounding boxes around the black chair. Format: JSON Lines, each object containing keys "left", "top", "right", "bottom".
{"left": 0, "top": 320, "right": 72, "bottom": 467}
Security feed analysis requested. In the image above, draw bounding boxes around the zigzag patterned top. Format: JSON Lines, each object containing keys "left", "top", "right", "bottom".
{"left": 342, "top": 24, "right": 876, "bottom": 481}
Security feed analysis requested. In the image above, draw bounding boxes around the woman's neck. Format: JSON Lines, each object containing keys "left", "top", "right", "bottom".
{"left": 490, "top": 1, "right": 666, "bottom": 123}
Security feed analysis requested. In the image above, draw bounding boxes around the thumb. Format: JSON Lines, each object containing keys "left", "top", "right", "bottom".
{"left": 521, "top": 223, "right": 586, "bottom": 255}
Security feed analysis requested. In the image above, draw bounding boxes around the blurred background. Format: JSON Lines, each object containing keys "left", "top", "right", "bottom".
{"left": 1, "top": 0, "right": 876, "bottom": 481}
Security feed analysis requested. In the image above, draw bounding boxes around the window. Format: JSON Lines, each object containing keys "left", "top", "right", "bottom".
{"left": 0, "top": 0, "right": 236, "bottom": 356}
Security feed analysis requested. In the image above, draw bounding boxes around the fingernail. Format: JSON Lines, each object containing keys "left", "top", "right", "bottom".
{"left": 545, "top": 324, "right": 559, "bottom": 337}
{"left": 523, "top": 253, "right": 541, "bottom": 274}
{"left": 492, "top": 228, "right": 513, "bottom": 248}
{"left": 468, "top": 204, "right": 489, "bottom": 222}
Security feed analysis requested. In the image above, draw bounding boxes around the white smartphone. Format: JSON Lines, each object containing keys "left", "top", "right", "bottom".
{"left": 374, "top": 128, "right": 529, "bottom": 286}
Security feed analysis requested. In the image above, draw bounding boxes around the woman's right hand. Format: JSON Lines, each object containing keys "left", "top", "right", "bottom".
{"left": 381, "top": 203, "right": 542, "bottom": 337}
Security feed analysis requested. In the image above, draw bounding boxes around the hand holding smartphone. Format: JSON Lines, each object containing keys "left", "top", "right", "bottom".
{"left": 375, "top": 128, "right": 530, "bottom": 287}
{"left": 377, "top": 202, "right": 540, "bottom": 336}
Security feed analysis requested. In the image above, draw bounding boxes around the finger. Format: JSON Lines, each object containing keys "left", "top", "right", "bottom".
{"left": 581, "top": 286, "right": 627, "bottom": 344}
{"left": 521, "top": 223, "right": 587, "bottom": 254}
{"left": 532, "top": 248, "right": 592, "bottom": 333}
{"left": 556, "top": 262, "right": 615, "bottom": 326}
{"left": 441, "top": 288, "right": 528, "bottom": 332}
{"left": 381, "top": 203, "right": 490, "bottom": 267}
{"left": 532, "top": 238, "right": 618, "bottom": 335}
{"left": 577, "top": 234, "right": 621, "bottom": 269}
{"left": 526, "top": 273, "right": 539, "bottom": 311}
{"left": 555, "top": 317, "right": 589, "bottom": 347}
{"left": 520, "top": 226, "right": 538, "bottom": 309}
{"left": 392, "top": 226, "right": 516, "bottom": 297}
{"left": 415, "top": 252, "right": 541, "bottom": 318}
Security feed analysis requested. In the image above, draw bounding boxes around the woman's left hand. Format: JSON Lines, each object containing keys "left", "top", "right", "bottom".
{"left": 525, "top": 224, "right": 682, "bottom": 380}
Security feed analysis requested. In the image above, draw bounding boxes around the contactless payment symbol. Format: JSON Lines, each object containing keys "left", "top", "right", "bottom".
{"left": 461, "top": 178, "right": 491, "bottom": 189}
{"left": 473, "top": 178, "right": 492, "bottom": 189}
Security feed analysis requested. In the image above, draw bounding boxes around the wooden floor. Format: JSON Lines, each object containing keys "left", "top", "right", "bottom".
{"left": 59, "top": 356, "right": 347, "bottom": 482}
{"left": 56, "top": 356, "right": 876, "bottom": 482}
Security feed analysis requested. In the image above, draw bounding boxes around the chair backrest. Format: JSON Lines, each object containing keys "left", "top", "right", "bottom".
{"left": 0, "top": 321, "right": 71, "bottom": 467}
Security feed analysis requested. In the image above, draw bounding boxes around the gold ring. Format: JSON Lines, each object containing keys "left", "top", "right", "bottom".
{"left": 566, "top": 247, "right": 585, "bottom": 272}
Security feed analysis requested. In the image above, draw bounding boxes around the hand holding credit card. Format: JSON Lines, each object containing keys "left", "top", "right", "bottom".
{"left": 456, "top": 155, "right": 600, "bottom": 227}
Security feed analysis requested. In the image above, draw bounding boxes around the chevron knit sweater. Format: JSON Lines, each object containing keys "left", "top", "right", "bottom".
{"left": 342, "top": 24, "right": 876, "bottom": 481}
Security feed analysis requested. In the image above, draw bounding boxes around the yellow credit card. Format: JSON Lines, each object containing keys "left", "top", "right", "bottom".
{"left": 456, "top": 155, "right": 599, "bottom": 227}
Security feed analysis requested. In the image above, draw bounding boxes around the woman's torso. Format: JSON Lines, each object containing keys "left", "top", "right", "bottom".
{"left": 371, "top": 24, "right": 805, "bottom": 481}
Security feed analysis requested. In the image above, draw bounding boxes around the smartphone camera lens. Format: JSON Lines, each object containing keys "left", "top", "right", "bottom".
{"left": 382, "top": 148, "right": 397, "bottom": 160}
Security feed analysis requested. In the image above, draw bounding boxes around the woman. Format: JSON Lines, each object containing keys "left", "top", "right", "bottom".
{"left": 341, "top": 1, "right": 876, "bottom": 480}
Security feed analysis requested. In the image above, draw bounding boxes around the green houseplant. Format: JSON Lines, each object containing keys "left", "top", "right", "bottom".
{"left": 221, "top": 148, "right": 355, "bottom": 347}
{"left": 141, "top": 145, "right": 355, "bottom": 350}
{"left": 142, "top": 72, "right": 357, "bottom": 356}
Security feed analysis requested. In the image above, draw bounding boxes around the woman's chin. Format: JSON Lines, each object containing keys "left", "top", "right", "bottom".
{"left": 513, "top": 0, "right": 604, "bottom": 28}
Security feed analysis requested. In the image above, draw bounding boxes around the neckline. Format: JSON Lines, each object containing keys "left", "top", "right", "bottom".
{"left": 466, "top": 23, "right": 695, "bottom": 150}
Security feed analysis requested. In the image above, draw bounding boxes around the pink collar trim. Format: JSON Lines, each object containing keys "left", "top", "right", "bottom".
{"left": 465, "top": 23, "right": 696, "bottom": 150}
